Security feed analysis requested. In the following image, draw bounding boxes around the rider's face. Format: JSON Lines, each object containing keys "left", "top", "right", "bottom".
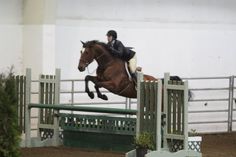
{"left": 107, "top": 36, "right": 113, "bottom": 42}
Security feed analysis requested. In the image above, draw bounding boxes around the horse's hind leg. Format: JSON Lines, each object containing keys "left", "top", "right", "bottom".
{"left": 94, "top": 85, "right": 108, "bottom": 100}
{"left": 85, "top": 75, "right": 95, "bottom": 99}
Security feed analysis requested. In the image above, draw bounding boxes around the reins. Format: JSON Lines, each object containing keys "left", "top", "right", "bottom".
{"left": 80, "top": 42, "right": 114, "bottom": 74}
{"left": 81, "top": 49, "right": 108, "bottom": 74}
{"left": 94, "top": 45, "right": 114, "bottom": 70}
{"left": 96, "top": 52, "right": 105, "bottom": 61}
{"left": 86, "top": 66, "right": 96, "bottom": 74}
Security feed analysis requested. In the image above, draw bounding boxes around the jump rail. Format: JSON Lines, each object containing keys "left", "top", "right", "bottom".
{"left": 28, "top": 103, "right": 137, "bottom": 115}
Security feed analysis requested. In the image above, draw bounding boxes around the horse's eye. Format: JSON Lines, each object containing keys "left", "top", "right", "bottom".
{"left": 80, "top": 50, "right": 82, "bottom": 54}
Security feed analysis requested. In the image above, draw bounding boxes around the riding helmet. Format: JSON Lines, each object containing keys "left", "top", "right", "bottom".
{"left": 106, "top": 30, "right": 117, "bottom": 39}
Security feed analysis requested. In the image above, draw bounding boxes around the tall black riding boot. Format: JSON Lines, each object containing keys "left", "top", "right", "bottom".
{"left": 131, "top": 73, "right": 137, "bottom": 85}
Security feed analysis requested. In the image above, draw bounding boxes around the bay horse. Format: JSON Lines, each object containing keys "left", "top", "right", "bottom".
{"left": 78, "top": 40, "right": 157, "bottom": 100}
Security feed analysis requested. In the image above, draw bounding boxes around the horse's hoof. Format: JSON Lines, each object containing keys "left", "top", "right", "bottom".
{"left": 88, "top": 92, "right": 94, "bottom": 99}
{"left": 100, "top": 94, "right": 108, "bottom": 100}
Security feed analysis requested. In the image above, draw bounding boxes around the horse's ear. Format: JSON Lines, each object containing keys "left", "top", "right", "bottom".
{"left": 80, "top": 40, "right": 85, "bottom": 47}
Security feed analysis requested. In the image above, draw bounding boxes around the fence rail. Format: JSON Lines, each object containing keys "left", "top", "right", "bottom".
{"left": 184, "top": 75, "right": 235, "bottom": 132}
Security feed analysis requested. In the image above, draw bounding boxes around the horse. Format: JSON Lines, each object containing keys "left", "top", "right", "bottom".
{"left": 78, "top": 40, "right": 157, "bottom": 100}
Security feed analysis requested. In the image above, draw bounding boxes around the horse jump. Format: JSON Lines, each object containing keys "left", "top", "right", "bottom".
{"left": 17, "top": 68, "right": 201, "bottom": 157}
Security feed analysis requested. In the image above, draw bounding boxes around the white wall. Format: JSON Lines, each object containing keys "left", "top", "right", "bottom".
{"left": 56, "top": 0, "right": 236, "bottom": 79}
{"left": 0, "top": 0, "right": 22, "bottom": 24}
{"left": 57, "top": 0, "right": 236, "bottom": 24}
{"left": 1, "top": 0, "right": 235, "bottom": 77}
{"left": 0, "top": 0, "right": 23, "bottom": 73}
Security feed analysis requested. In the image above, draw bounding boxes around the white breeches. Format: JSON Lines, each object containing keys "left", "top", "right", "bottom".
{"left": 128, "top": 54, "right": 137, "bottom": 73}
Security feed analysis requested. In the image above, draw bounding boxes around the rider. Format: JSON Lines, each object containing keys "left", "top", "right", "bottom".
{"left": 106, "top": 30, "right": 137, "bottom": 83}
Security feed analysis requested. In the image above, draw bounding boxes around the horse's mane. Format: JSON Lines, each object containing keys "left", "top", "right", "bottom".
{"left": 84, "top": 40, "right": 111, "bottom": 52}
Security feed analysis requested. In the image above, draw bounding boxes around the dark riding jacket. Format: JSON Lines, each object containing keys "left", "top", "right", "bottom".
{"left": 107, "top": 40, "right": 135, "bottom": 61}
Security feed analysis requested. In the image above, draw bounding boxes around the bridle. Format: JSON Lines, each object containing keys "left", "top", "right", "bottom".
{"left": 79, "top": 47, "right": 106, "bottom": 74}
{"left": 80, "top": 48, "right": 105, "bottom": 66}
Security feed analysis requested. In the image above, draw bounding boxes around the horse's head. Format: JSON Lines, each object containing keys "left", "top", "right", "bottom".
{"left": 78, "top": 40, "right": 97, "bottom": 72}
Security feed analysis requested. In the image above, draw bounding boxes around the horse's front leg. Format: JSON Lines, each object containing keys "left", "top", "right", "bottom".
{"left": 85, "top": 75, "right": 96, "bottom": 99}
{"left": 85, "top": 75, "right": 117, "bottom": 100}
{"left": 95, "top": 81, "right": 118, "bottom": 100}
{"left": 94, "top": 85, "right": 108, "bottom": 100}
{"left": 85, "top": 75, "right": 108, "bottom": 100}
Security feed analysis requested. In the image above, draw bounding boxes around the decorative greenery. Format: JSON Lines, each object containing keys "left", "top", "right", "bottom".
{"left": 134, "top": 132, "right": 155, "bottom": 150}
{"left": 0, "top": 68, "right": 20, "bottom": 157}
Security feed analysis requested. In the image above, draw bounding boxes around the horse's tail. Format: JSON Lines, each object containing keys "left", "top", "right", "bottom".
{"left": 162, "top": 76, "right": 193, "bottom": 101}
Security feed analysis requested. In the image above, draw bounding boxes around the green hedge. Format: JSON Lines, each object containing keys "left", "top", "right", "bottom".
{"left": 0, "top": 70, "right": 20, "bottom": 157}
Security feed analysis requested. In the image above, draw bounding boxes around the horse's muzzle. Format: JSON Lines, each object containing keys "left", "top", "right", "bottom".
{"left": 78, "top": 66, "right": 85, "bottom": 72}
